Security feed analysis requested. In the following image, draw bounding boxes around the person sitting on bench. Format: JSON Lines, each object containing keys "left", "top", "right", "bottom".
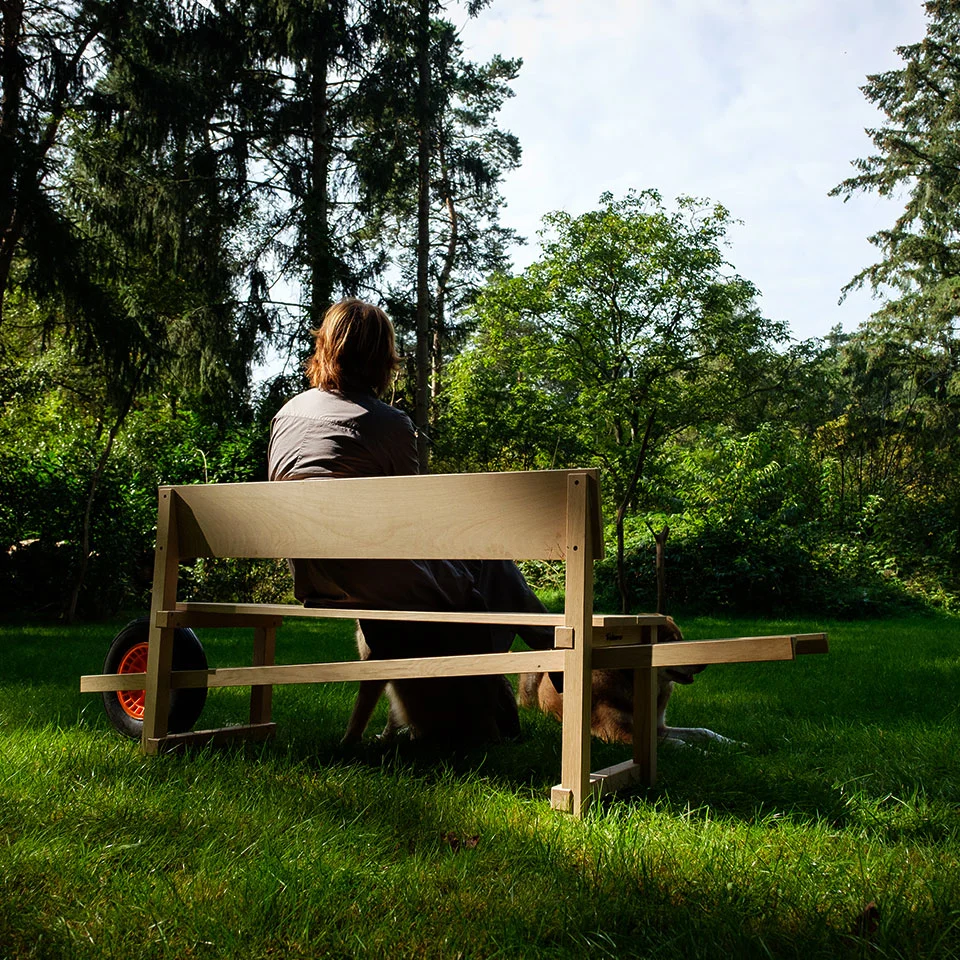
{"left": 266, "top": 298, "right": 558, "bottom": 683}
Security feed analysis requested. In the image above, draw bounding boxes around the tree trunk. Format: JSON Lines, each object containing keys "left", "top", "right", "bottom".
{"left": 431, "top": 137, "right": 458, "bottom": 407}
{"left": 309, "top": 19, "right": 332, "bottom": 330}
{"left": 414, "top": 0, "right": 431, "bottom": 470}
{"left": 614, "top": 411, "right": 656, "bottom": 613}
{"left": 64, "top": 371, "right": 143, "bottom": 622}
{"left": 647, "top": 523, "right": 670, "bottom": 614}
{"left": 0, "top": 0, "right": 25, "bottom": 325}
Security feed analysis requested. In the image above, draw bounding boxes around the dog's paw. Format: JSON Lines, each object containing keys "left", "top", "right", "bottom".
{"left": 660, "top": 736, "right": 705, "bottom": 752}
{"left": 660, "top": 727, "right": 748, "bottom": 748}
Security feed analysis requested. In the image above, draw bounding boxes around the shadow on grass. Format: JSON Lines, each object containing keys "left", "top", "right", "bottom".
{"left": 3, "top": 726, "right": 947, "bottom": 960}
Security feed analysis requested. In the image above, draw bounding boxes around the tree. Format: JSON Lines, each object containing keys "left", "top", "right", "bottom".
{"left": 441, "top": 191, "right": 787, "bottom": 612}
{"left": 249, "top": 0, "right": 368, "bottom": 337}
{"left": 0, "top": 0, "right": 112, "bottom": 325}
{"left": 830, "top": 0, "right": 960, "bottom": 602}
{"left": 2, "top": 0, "right": 274, "bottom": 617}
{"left": 353, "top": 2, "right": 520, "bottom": 469}
{"left": 831, "top": 0, "right": 960, "bottom": 338}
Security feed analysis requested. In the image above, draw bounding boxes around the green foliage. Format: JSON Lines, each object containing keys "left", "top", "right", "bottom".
{"left": 0, "top": 368, "right": 276, "bottom": 617}
{"left": 590, "top": 421, "right": 956, "bottom": 618}
{"left": 438, "top": 190, "right": 788, "bottom": 610}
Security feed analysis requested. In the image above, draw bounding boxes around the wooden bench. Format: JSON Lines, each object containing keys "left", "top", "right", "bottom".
{"left": 80, "top": 468, "right": 827, "bottom": 816}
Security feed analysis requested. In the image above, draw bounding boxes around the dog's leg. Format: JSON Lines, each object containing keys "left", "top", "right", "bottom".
{"left": 656, "top": 672, "right": 743, "bottom": 747}
{"left": 494, "top": 675, "right": 521, "bottom": 739}
{"left": 342, "top": 679, "right": 387, "bottom": 744}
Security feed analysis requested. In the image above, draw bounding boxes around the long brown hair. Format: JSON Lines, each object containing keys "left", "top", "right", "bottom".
{"left": 305, "top": 299, "right": 400, "bottom": 396}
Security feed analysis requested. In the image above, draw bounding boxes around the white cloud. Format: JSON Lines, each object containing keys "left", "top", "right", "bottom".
{"left": 453, "top": 0, "right": 928, "bottom": 340}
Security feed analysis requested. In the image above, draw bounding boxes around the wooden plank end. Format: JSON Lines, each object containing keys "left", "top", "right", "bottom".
{"left": 590, "top": 758, "right": 651, "bottom": 797}
{"left": 792, "top": 633, "right": 829, "bottom": 655}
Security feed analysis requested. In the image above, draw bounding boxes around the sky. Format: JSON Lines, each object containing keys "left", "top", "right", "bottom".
{"left": 450, "top": 0, "right": 930, "bottom": 344}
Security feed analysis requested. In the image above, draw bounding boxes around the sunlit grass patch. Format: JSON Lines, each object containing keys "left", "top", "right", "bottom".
{"left": 1, "top": 613, "right": 958, "bottom": 958}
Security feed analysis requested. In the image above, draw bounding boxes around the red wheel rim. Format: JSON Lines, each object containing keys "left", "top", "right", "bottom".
{"left": 116, "top": 642, "right": 149, "bottom": 720}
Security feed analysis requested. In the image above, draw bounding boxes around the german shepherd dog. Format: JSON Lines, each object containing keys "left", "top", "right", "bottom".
{"left": 518, "top": 616, "right": 736, "bottom": 747}
{"left": 342, "top": 622, "right": 521, "bottom": 746}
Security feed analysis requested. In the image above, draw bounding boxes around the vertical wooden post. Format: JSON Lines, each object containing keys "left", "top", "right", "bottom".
{"left": 552, "top": 471, "right": 597, "bottom": 817}
{"left": 633, "top": 623, "right": 658, "bottom": 786}
{"left": 142, "top": 489, "right": 181, "bottom": 754}
{"left": 249, "top": 625, "right": 277, "bottom": 724}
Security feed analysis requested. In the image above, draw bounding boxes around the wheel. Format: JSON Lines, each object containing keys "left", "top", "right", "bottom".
{"left": 101, "top": 617, "right": 208, "bottom": 739}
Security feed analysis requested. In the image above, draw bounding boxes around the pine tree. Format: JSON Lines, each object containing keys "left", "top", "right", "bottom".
{"left": 832, "top": 0, "right": 960, "bottom": 338}
{"left": 831, "top": 2, "right": 960, "bottom": 590}
{"left": 354, "top": 2, "right": 520, "bottom": 468}
{"left": 0, "top": 0, "right": 113, "bottom": 325}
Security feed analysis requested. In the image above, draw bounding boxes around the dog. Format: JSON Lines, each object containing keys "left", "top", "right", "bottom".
{"left": 342, "top": 621, "right": 520, "bottom": 746}
{"left": 518, "top": 616, "right": 736, "bottom": 747}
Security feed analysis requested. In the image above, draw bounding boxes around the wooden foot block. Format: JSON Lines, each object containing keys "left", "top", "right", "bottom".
{"left": 590, "top": 759, "right": 650, "bottom": 799}
{"left": 550, "top": 786, "right": 574, "bottom": 813}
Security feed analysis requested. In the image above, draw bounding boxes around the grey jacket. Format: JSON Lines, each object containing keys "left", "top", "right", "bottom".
{"left": 267, "top": 386, "right": 552, "bottom": 656}
{"left": 267, "top": 388, "right": 480, "bottom": 609}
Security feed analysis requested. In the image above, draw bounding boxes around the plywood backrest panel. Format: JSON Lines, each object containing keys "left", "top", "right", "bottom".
{"left": 169, "top": 470, "right": 600, "bottom": 562}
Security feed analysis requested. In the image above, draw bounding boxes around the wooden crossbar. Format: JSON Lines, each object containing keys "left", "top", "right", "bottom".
{"left": 81, "top": 649, "right": 567, "bottom": 693}
{"left": 158, "top": 602, "right": 666, "bottom": 630}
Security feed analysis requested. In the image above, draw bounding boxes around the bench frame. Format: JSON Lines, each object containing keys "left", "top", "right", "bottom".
{"left": 80, "top": 468, "right": 826, "bottom": 816}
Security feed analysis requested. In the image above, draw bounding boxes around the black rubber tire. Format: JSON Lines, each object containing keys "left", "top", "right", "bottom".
{"left": 101, "top": 617, "right": 208, "bottom": 739}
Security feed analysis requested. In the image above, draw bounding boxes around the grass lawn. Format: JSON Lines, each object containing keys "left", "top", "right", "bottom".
{"left": 1, "top": 612, "right": 958, "bottom": 959}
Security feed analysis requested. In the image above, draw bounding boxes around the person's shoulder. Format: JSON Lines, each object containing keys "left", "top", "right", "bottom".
{"left": 274, "top": 388, "right": 358, "bottom": 422}
{"left": 371, "top": 398, "right": 414, "bottom": 430}
{"left": 272, "top": 388, "right": 318, "bottom": 417}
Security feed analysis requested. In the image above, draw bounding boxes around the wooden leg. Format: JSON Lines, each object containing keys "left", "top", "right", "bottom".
{"left": 342, "top": 680, "right": 387, "bottom": 743}
{"left": 553, "top": 645, "right": 593, "bottom": 816}
{"left": 249, "top": 626, "right": 276, "bottom": 725}
{"left": 141, "top": 624, "right": 175, "bottom": 754}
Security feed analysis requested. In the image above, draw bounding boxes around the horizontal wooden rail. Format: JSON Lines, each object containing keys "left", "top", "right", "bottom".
{"left": 83, "top": 633, "right": 827, "bottom": 695}
{"left": 161, "top": 603, "right": 668, "bottom": 631}
{"left": 793, "top": 633, "right": 829, "bottom": 655}
{"left": 80, "top": 649, "right": 567, "bottom": 694}
{"left": 593, "top": 635, "right": 802, "bottom": 669}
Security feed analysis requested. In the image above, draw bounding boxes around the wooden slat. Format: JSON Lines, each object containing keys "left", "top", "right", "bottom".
{"left": 81, "top": 649, "right": 568, "bottom": 693}
{"left": 161, "top": 604, "right": 668, "bottom": 631}
{"left": 249, "top": 625, "right": 276, "bottom": 724}
{"left": 594, "top": 615, "right": 669, "bottom": 629}
{"left": 593, "top": 621, "right": 667, "bottom": 646}
{"left": 157, "top": 611, "right": 284, "bottom": 629}
{"left": 633, "top": 630, "right": 658, "bottom": 787}
{"left": 165, "top": 603, "right": 566, "bottom": 627}
{"left": 589, "top": 759, "right": 648, "bottom": 797}
{"left": 142, "top": 489, "right": 181, "bottom": 748}
{"left": 170, "top": 470, "right": 582, "bottom": 561}
{"left": 592, "top": 635, "right": 798, "bottom": 670}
